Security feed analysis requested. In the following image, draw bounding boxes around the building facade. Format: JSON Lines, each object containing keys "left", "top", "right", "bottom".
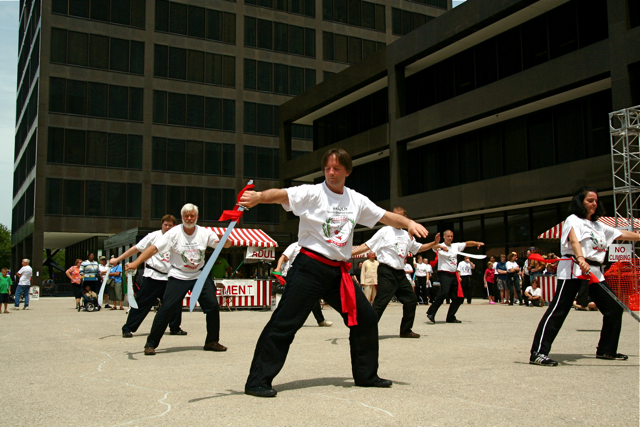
{"left": 278, "top": 0, "right": 640, "bottom": 266}
{"left": 12, "top": 0, "right": 450, "bottom": 282}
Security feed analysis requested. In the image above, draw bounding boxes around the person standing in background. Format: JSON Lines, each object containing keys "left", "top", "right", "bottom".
{"left": 67, "top": 259, "right": 83, "bottom": 310}
{"left": 0, "top": 268, "right": 12, "bottom": 313}
{"left": 13, "top": 259, "right": 32, "bottom": 310}
{"left": 457, "top": 256, "right": 475, "bottom": 304}
{"left": 361, "top": 252, "right": 379, "bottom": 304}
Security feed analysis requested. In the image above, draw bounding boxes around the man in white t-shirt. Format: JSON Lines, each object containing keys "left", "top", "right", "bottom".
{"left": 13, "top": 259, "right": 32, "bottom": 310}
{"left": 457, "top": 256, "right": 475, "bottom": 304}
{"left": 126, "top": 204, "right": 232, "bottom": 356}
{"left": 111, "top": 215, "right": 185, "bottom": 338}
{"left": 524, "top": 279, "right": 544, "bottom": 307}
{"left": 404, "top": 262, "right": 413, "bottom": 285}
{"left": 238, "top": 148, "right": 429, "bottom": 397}
{"left": 275, "top": 242, "right": 333, "bottom": 327}
{"left": 352, "top": 206, "right": 446, "bottom": 338}
{"left": 426, "top": 230, "right": 484, "bottom": 324}
{"left": 413, "top": 255, "right": 428, "bottom": 304}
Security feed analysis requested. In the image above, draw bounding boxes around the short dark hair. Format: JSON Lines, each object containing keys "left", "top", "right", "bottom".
{"left": 567, "top": 186, "right": 605, "bottom": 221}
{"left": 321, "top": 148, "right": 352, "bottom": 173}
{"left": 393, "top": 206, "right": 407, "bottom": 216}
{"left": 161, "top": 214, "right": 177, "bottom": 225}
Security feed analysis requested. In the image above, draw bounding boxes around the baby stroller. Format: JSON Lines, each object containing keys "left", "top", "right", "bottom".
{"left": 79, "top": 292, "right": 101, "bottom": 312}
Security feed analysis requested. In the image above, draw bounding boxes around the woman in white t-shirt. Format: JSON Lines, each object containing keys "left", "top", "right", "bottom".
{"left": 530, "top": 187, "right": 640, "bottom": 366}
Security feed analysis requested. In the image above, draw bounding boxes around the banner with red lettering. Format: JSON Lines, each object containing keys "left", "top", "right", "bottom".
{"left": 245, "top": 246, "right": 276, "bottom": 261}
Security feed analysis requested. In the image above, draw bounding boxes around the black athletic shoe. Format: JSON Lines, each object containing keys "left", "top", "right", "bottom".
{"left": 529, "top": 352, "right": 558, "bottom": 366}
{"left": 426, "top": 313, "right": 435, "bottom": 324}
{"left": 446, "top": 319, "right": 461, "bottom": 323}
{"left": 357, "top": 378, "right": 392, "bottom": 388}
{"left": 596, "top": 353, "right": 629, "bottom": 360}
{"left": 245, "top": 386, "right": 277, "bottom": 397}
{"left": 122, "top": 331, "right": 133, "bottom": 338}
{"left": 169, "top": 329, "right": 188, "bottom": 336}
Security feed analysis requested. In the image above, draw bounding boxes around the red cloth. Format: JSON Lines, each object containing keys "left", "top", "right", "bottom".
{"left": 527, "top": 254, "right": 599, "bottom": 284}
{"left": 300, "top": 248, "right": 357, "bottom": 326}
{"left": 429, "top": 253, "right": 438, "bottom": 268}
{"left": 455, "top": 272, "right": 464, "bottom": 298}
{"left": 218, "top": 183, "right": 255, "bottom": 221}
{"left": 272, "top": 272, "right": 286, "bottom": 286}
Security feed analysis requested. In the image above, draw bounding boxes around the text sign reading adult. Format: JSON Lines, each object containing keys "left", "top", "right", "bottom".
{"left": 246, "top": 246, "right": 275, "bottom": 261}
{"left": 608, "top": 244, "right": 632, "bottom": 262}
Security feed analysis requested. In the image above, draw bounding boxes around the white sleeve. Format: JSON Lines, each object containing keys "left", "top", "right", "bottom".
{"left": 284, "top": 185, "right": 318, "bottom": 215}
{"left": 356, "top": 195, "right": 385, "bottom": 228}
{"left": 601, "top": 223, "right": 623, "bottom": 246}
{"left": 560, "top": 215, "right": 580, "bottom": 247}
{"left": 283, "top": 243, "right": 298, "bottom": 259}
{"left": 136, "top": 232, "right": 155, "bottom": 252}
{"left": 457, "top": 263, "right": 463, "bottom": 272}
{"left": 426, "top": 265, "right": 432, "bottom": 274}
{"left": 364, "top": 228, "right": 388, "bottom": 254}
{"left": 153, "top": 231, "right": 173, "bottom": 256}
{"left": 407, "top": 238, "right": 423, "bottom": 256}
{"left": 206, "top": 229, "right": 220, "bottom": 247}
{"left": 455, "top": 243, "right": 467, "bottom": 252}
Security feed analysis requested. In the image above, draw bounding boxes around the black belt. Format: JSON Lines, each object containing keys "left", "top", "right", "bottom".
{"left": 145, "top": 263, "right": 168, "bottom": 276}
{"left": 562, "top": 255, "right": 603, "bottom": 267}
{"left": 438, "top": 271, "right": 457, "bottom": 275}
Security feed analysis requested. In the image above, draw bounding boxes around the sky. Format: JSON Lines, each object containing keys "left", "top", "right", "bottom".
{"left": 0, "top": 0, "right": 18, "bottom": 228}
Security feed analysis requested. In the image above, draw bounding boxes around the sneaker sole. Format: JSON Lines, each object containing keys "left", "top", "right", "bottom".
{"left": 529, "top": 361, "right": 558, "bottom": 366}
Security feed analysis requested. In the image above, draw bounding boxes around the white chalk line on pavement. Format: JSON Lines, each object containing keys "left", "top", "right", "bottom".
{"left": 313, "top": 394, "right": 394, "bottom": 417}
{"left": 109, "top": 392, "right": 172, "bottom": 427}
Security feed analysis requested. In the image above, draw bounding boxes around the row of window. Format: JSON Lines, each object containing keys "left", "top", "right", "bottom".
{"left": 246, "top": 0, "right": 315, "bottom": 18}
{"left": 152, "top": 138, "right": 235, "bottom": 176}
{"left": 405, "top": 0, "right": 609, "bottom": 115}
{"left": 16, "top": 32, "right": 39, "bottom": 121}
{"left": 244, "top": 60, "right": 315, "bottom": 96}
{"left": 13, "top": 132, "right": 36, "bottom": 197}
{"left": 292, "top": 124, "right": 314, "bottom": 141}
{"left": 323, "top": 31, "right": 385, "bottom": 64}
{"left": 47, "top": 127, "right": 143, "bottom": 170}
{"left": 18, "top": 0, "right": 39, "bottom": 81}
{"left": 323, "top": 0, "right": 385, "bottom": 32}
{"left": 404, "top": 0, "right": 446, "bottom": 8}
{"left": 313, "top": 88, "right": 388, "bottom": 149}
{"left": 46, "top": 179, "right": 142, "bottom": 218}
{"left": 155, "top": 0, "right": 236, "bottom": 44}
{"left": 406, "top": 90, "right": 612, "bottom": 194}
{"left": 51, "top": 0, "right": 146, "bottom": 29}
{"left": 244, "top": 146, "right": 279, "bottom": 180}
{"left": 151, "top": 185, "right": 236, "bottom": 221}
{"left": 12, "top": 182, "right": 34, "bottom": 231}
{"left": 244, "top": 102, "right": 280, "bottom": 137}
{"left": 15, "top": 82, "right": 38, "bottom": 161}
{"left": 153, "top": 44, "right": 235, "bottom": 87}
{"left": 51, "top": 28, "right": 144, "bottom": 75}
{"left": 50, "top": 78, "right": 143, "bottom": 122}
{"left": 245, "top": 17, "right": 315, "bottom": 58}
{"left": 152, "top": 91, "right": 235, "bottom": 131}
{"left": 391, "top": 8, "right": 433, "bottom": 36}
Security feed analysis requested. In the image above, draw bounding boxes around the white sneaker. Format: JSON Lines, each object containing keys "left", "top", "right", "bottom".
{"left": 23, "top": 306, "right": 29, "bottom": 310}
{"left": 11, "top": 307, "right": 20, "bottom": 310}
{"left": 514, "top": 299, "right": 519, "bottom": 304}
{"left": 318, "top": 320, "right": 333, "bottom": 327}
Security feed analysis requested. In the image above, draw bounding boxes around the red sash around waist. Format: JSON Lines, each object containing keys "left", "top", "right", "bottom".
{"left": 300, "top": 248, "right": 357, "bottom": 326}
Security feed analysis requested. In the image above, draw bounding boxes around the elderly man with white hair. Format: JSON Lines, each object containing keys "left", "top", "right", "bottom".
{"left": 126, "top": 203, "right": 232, "bottom": 356}
{"left": 13, "top": 259, "right": 32, "bottom": 310}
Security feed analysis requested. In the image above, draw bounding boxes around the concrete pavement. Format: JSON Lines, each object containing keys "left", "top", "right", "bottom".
{"left": 2, "top": 298, "right": 638, "bottom": 426}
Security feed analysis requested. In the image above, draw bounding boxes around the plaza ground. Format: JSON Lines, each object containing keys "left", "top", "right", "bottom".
{"left": 2, "top": 297, "right": 638, "bottom": 427}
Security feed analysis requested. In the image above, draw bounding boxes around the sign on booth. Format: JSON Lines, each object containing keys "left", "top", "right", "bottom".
{"left": 608, "top": 244, "right": 632, "bottom": 262}
{"left": 246, "top": 246, "right": 275, "bottom": 261}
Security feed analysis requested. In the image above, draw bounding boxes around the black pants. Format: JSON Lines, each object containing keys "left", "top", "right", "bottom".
{"left": 531, "top": 278, "right": 623, "bottom": 356}
{"left": 507, "top": 274, "right": 522, "bottom": 303}
{"left": 246, "top": 250, "right": 380, "bottom": 389}
{"left": 460, "top": 275, "right": 472, "bottom": 304}
{"left": 145, "top": 276, "right": 220, "bottom": 349}
{"left": 310, "top": 301, "right": 326, "bottom": 323}
{"left": 426, "top": 272, "right": 463, "bottom": 321}
{"left": 415, "top": 276, "right": 428, "bottom": 304}
{"left": 373, "top": 263, "right": 417, "bottom": 335}
{"left": 122, "top": 277, "right": 182, "bottom": 334}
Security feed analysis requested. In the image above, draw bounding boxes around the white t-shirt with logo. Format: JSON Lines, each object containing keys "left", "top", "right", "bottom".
{"left": 99, "top": 264, "right": 109, "bottom": 280}
{"left": 404, "top": 263, "right": 413, "bottom": 282}
{"left": 434, "top": 243, "right": 466, "bottom": 272}
{"left": 281, "top": 242, "right": 301, "bottom": 277}
{"left": 365, "top": 226, "right": 422, "bottom": 270}
{"left": 558, "top": 214, "right": 621, "bottom": 281}
{"left": 17, "top": 265, "right": 32, "bottom": 286}
{"left": 415, "top": 262, "right": 430, "bottom": 277}
{"left": 137, "top": 230, "right": 172, "bottom": 281}
{"left": 457, "top": 260, "right": 473, "bottom": 276}
{"left": 525, "top": 286, "right": 542, "bottom": 298}
{"left": 505, "top": 261, "right": 519, "bottom": 274}
{"left": 154, "top": 225, "right": 220, "bottom": 281}
{"left": 283, "top": 182, "right": 385, "bottom": 262}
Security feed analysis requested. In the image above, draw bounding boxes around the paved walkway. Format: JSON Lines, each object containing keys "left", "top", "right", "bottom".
{"left": 2, "top": 298, "right": 638, "bottom": 426}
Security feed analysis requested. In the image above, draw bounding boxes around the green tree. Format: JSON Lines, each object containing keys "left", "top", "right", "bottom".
{"left": 0, "top": 224, "right": 11, "bottom": 269}
{"left": 42, "top": 249, "right": 66, "bottom": 281}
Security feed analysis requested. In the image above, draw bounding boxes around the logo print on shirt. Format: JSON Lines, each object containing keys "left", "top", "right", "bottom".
{"left": 181, "top": 248, "right": 204, "bottom": 269}
{"left": 322, "top": 216, "right": 355, "bottom": 247}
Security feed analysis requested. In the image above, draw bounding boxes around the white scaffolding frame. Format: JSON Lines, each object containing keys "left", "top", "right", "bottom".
{"left": 609, "top": 105, "right": 640, "bottom": 259}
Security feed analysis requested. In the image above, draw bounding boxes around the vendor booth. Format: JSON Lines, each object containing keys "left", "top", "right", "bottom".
{"left": 184, "top": 227, "right": 278, "bottom": 310}
{"left": 536, "top": 217, "right": 640, "bottom": 303}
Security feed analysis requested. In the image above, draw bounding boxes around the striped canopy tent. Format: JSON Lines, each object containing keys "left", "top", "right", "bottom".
{"left": 537, "top": 217, "right": 640, "bottom": 240}
{"left": 207, "top": 227, "right": 278, "bottom": 248}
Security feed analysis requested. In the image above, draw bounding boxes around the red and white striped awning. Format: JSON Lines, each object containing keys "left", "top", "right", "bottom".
{"left": 207, "top": 227, "right": 278, "bottom": 248}
{"left": 537, "top": 217, "right": 640, "bottom": 240}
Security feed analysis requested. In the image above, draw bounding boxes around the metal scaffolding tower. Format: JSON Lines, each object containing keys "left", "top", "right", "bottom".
{"left": 609, "top": 105, "right": 640, "bottom": 258}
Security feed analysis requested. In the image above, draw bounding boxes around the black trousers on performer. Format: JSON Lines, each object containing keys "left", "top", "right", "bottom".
{"left": 145, "top": 276, "right": 220, "bottom": 349}
{"left": 426, "top": 272, "right": 463, "bottom": 321}
{"left": 246, "top": 250, "right": 380, "bottom": 390}
{"left": 373, "top": 263, "right": 417, "bottom": 335}
{"left": 310, "top": 301, "right": 326, "bottom": 323}
{"left": 415, "top": 276, "right": 428, "bottom": 304}
{"left": 460, "top": 275, "right": 472, "bottom": 304}
{"left": 531, "top": 278, "right": 623, "bottom": 356}
{"left": 122, "top": 277, "right": 182, "bottom": 334}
